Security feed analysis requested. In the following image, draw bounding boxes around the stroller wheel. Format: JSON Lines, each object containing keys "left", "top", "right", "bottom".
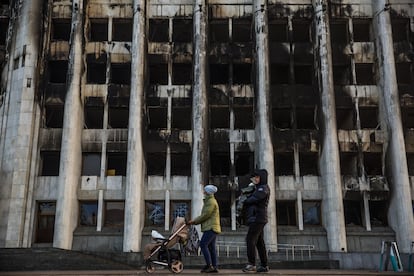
{"left": 145, "top": 261, "right": 155, "bottom": 274}
{"left": 169, "top": 260, "right": 183, "bottom": 273}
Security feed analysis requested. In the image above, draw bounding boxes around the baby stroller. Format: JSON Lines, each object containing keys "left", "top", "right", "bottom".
{"left": 144, "top": 217, "right": 189, "bottom": 274}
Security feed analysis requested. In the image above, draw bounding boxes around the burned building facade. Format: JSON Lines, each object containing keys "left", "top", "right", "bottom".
{"left": 0, "top": 0, "right": 414, "bottom": 269}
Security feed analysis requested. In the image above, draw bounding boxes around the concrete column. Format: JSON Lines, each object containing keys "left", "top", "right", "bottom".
{"left": 53, "top": 0, "right": 84, "bottom": 250}
{"left": 312, "top": 0, "right": 347, "bottom": 252}
{"left": 1, "top": 0, "right": 42, "bottom": 247}
{"left": 253, "top": 0, "right": 277, "bottom": 247}
{"left": 191, "top": 0, "right": 209, "bottom": 221}
{"left": 372, "top": 0, "right": 414, "bottom": 253}
{"left": 123, "top": 0, "right": 146, "bottom": 252}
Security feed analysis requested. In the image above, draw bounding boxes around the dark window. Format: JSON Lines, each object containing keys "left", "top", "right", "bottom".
{"left": 149, "top": 63, "right": 168, "bottom": 85}
{"left": 395, "top": 63, "right": 412, "bottom": 84}
{"left": 299, "top": 153, "right": 318, "bottom": 176}
{"left": 294, "top": 65, "right": 313, "bottom": 84}
{"left": 210, "top": 152, "right": 230, "bottom": 176}
{"left": 273, "top": 108, "right": 291, "bottom": 129}
{"left": 303, "top": 201, "right": 321, "bottom": 225}
{"left": 89, "top": 19, "right": 108, "bottom": 42}
{"left": 359, "top": 107, "right": 378, "bottom": 129}
{"left": 333, "top": 65, "right": 351, "bottom": 85}
{"left": 407, "top": 153, "right": 414, "bottom": 175}
{"left": 271, "top": 64, "right": 289, "bottom": 84}
{"left": 149, "top": 19, "right": 169, "bottom": 42}
{"left": 364, "top": 152, "right": 382, "bottom": 176}
{"left": 292, "top": 21, "right": 311, "bottom": 43}
{"left": 234, "top": 106, "right": 254, "bottom": 129}
{"left": 210, "top": 20, "right": 229, "bottom": 42}
{"left": 171, "top": 153, "right": 191, "bottom": 176}
{"left": 0, "top": 19, "right": 8, "bottom": 45}
{"left": 210, "top": 106, "right": 229, "bottom": 128}
{"left": 355, "top": 63, "right": 374, "bottom": 85}
{"left": 353, "top": 19, "right": 371, "bottom": 42}
{"left": 369, "top": 200, "right": 388, "bottom": 226}
{"left": 296, "top": 108, "right": 316, "bottom": 129}
{"left": 233, "top": 63, "right": 252, "bottom": 84}
{"left": 40, "top": 151, "right": 60, "bottom": 176}
{"left": 81, "top": 153, "right": 101, "bottom": 176}
{"left": 104, "top": 201, "right": 124, "bottom": 227}
{"left": 51, "top": 19, "right": 71, "bottom": 41}
{"left": 80, "top": 201, "right": 98, "bottom": 226}
{"left": 87, "top": 54, "right": 107, "bottom": 84}
{"left": 340, "top": 152, "right": 358, "bottom": 176}
{"left": 330, "top": 22, "right": 348, "bottom": 44}
{"left": 173, "top": 19, "right": 192, "bottom": 43}
{"left": 276, "top": 201, "right": 297, "bottom": 226}
{"left": 210, "top": 64, "right": 229, "bottom": 84}
{"left": 45, "top": 104, "right": 64, "bottom": 128}
{"left": 336, "top": 108, "right": 355, "bottom": 130}
{"left": 275, "top": 153, "right": 294, "bottom": 176}
{"left": 84, "top": 97, "right": 104, "bottom": 129}
{"left": 108, "top": 106, "right": 129, "bottom": 128}
{"left": 48, "top": 60, "right": 68, "bottom": 83}
{"left": 391, "top": 19, "right": 409, "bottom": 42}
{"left": 269, "top": 22, "right": 288, "bottom": 42}
{"left": 147, "top": 153, "right": 166, "bottom": 175}
{"left": 145, "top": 201, "right": 165, "bottom": 226}
{"left": 172, "top": 106, "right": 191, "bottom": 130}
{"left": 35, "top": 202, "right": 55, "bottom": 243}
{"left": 171, "top": 201, "right": 190, "bottom": 223}
{"left": 107, "top": 152, "right": 127, "bottom": 176}
{"left": 148, "top": 107, "right": 167, "bottom": 129}
{"left": 235, "top": 152, "right": 254, "bottom": 176}
{"left": 112, "top": 18, "right": 132, "bottom": 41}
{"left": 401, "top": 107, "right": 414, "bottom": 129}
{"left": 172, "top": 63, "right": 192, "bottom": 85}
{"left": 111, "top": 63, "right": 131, "bottom": 85}
{"left": 232, "top": 19, "right": 251, "bottom": 43}
{"left": 344, "top": 200, "right": 363, "bottom": 226}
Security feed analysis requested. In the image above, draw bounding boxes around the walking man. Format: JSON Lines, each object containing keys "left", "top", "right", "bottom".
{"left": 242, "top": 169, "right": 270, "bottom": 273}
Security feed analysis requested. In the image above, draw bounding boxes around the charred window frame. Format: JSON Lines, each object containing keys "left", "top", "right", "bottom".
{"left": 108, "top": 105, "right": 129, "bottom": 128}
{"left": 210, "top": 152, "right": 230, "bottom": 176}
{"left": 268, "top": 21, "right": 288, "bottom": 42}
{"left": 276, "top": 201, "right": 297, "bottom": 226}
{"left": 210, "top": 19, "right": 229, "bottom": 43}
{"left": 275, "top": 152, "right": 294, "bottom": 176}
{"left": 45, "top": 104, "right": 64, "bottom": 128}
{"left": 48, "top": 60, "right": 68, "bottom": 84}
{"left": 112, "top": 18, "right": 132, "bottom": 42}
{"left": 87, "top": 54, "right": 107, "bottom": 84}
{"left": 235, "top": 152, "right": 254, "bottom": 176}
{"left": 340, "top": 152, "right": 358, "bottom": 176}
{"left": 104, "top": 201, "right": 124, "bottom": 227}
{"left": 148, "top": 18, "right": 169, "bottom": 42}
{"left": 107, "top": 152, "right": 127, "bottom": 176}
{"left": 330, "top": 21, "right": 348, "bottom": 44}
{"left": 210, "top": 106, "right": 229, "bottom": 128}
{"left": 51, "top": 18, "right": 71, "bottom": 41}
{"left": 210, "top": 63, "right": 229, "bottom": 84}
{"left": 172, "top": 63, "right": 192, "bottom": 85}
{"left": 234, "top": 106, "right": 254, "bottom": 129}
{"left": 84, "top": 97, "right": 104, "bottom": 129}
{"left": 40, "top": 151, "right": 60, "bottom": 176}
{"left": 303, "top": 201, "right": 321, "bottom": 226}
{"left": 147, "top": 152, "right": 166, "bottom": 176}
{"left": 171, "top": 153, "right": 191, "bottom": 176}
{"left": 299, "top": 152, "right": 319, "bottom": 176}
{"left": 233, "top": 63, "right": 252, "bottom": 84}
{"left": 359, "top": 106, "right": 378, "bottom": 129}
{"left": 232, "top": 19, "right": 252, "bottom": 43}
{"left": 147, "top": 106, "right": 167, "bottom": 129}
{"left": 171, "top": 105, "right": 191, "bottom": 130}
{"left": 89, "top": 18, "right": 108, "bottom": 42}
{"left": 344, "top": 200, "right": 363, "bottom": 226}
{"left": 81, "top": 153, "right": 101, "bottom": 176}
{"left": 369, "top": 200, "right": 388, "bottom": 226}
{"left": 149, "top": 54, "right": 168, "bottom": 85}
{"left": 110, "top": 62, "right": 131, "bottom": 85}
{"left": 363, "top": 152, "right": 382, "bottom": 176}
{"left": 145, "top": 201, "right": 165, "bottom": 226}
{"left": 79, "top": 201, "right": 98, "bottom": 226}
{"left": 352, "top": 19, "right": 372, "bottom": 42}
{"left": 172, "top": 18, "right": 192, "bottom": 43}
{"left": 355, "top": 63, "right": 375, "bottom": 85}
{"left": 292, "top": 20, "right": 311, "bottom": 43}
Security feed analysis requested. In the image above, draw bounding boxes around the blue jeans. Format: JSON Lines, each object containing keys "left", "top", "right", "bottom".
{"left": 199, "top": 230, "right": 218, "bottom": 267}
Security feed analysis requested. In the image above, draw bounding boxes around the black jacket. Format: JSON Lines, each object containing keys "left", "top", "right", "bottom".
{"left": 244, "top": 169, "right": 270, "bottom": 225}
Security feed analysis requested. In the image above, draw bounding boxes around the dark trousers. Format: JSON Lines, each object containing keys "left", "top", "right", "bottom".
{"left": 246, "top": 223, "right": 267, "bottom": 266}
{"left": 200, "top": 230, "right": 218, "bottom": 267}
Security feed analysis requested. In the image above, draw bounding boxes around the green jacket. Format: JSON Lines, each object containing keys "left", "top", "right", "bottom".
{"left": 193, "top": 194, "right": 221, "bottom": 234}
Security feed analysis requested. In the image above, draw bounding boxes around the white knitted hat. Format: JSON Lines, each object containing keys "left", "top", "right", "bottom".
{"left": 204, "top": 185, "right": 218, "bottom": 195}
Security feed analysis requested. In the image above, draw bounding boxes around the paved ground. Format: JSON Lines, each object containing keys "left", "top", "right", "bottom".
{"left": 1, "top": 269, "right": 414, "bottom": 276}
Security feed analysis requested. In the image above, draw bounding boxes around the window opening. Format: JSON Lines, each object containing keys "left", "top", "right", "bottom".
{"left": 210, "top": 152, "right": 230, "bottom": 176}
{"left": 269, "top": 22, "right": 288, "bottom": 42}
{"left": 363, "top": 152, "right": 382, "bottom": 176}
{"left": 272, "top": 108, "right": 291, "bottom": 129}
{"left": 235, "top": 152, "right": 254, "bottom": 176}
{"left": 294, "top": 65, "right": 313, "bottom": 84}
{"left": 84, "top": 97, "right": 104, "bottom": 129}
{"left": 344, "top": 200, "right": 363, "bottom": 226}
{"left": 234, "top": 106, "right": 254, "bottom": 129}
{"left": 303, "top": 201, "right": 321, "bottom": 225}
{"left": 51, "top": 19, "right": 71, "bottom": 41}
{"left": 330, "top": 22, "right": 348, "bottom": 44}
{"left": 80, "top": 201, "right": 98, "bottom": 226}
{"left": 173, "top": 19, "right": 192, "bottom": 43}
{"left": 292, "top": 21, "right": 311, "bottom": 43}
{"left": 336, "top": 108, "right": 354, "bottom": 130}
{"left": 111, "top": 63, "right": 131, "bottom": 85}
{"left": 35, "top": 202, "right": 55, "bottom": 243}
{"left": 210, "top": 64, "right": 229, "bottom": 84}
{"left": 48, "top": 60, "right": 68, "bottom": 83}
{"left": 148, "top": 107, "right": 167, "bottom": 129}
{"left": 107, "top": 152, "right": 127, "bottom": 176}
{"left": 369, "top": 200, "right": 388, "bottom": 226}
{"left": 171, "top": 201, "right": 190, "bottom": 224}
{"left": 296, "top": 108, "right": 316, "bottom": 129}
{"left": 172, "top": 63, "right": 192, "bottom": 85}
{"left": 147, "top": 153, "right": 166, "bottom": 176}
{"left": 89, "top": 18, "right": 108, "bottom": 42}
{"left": 340, "top": 152, "right": 358, "bottom": 176}
{"left": 276, "top": 201, "right": 297, "bottom": 226}
{"left": 275, "top": 153, "right": 294, "bottom": 176}
{"left": 171, "top": 153, "right": 191, "bottom": 176}
{"left": 355, "top": 63, "right": 374, "bottom": 85}
{"left": 210, "top": 106, "right": 229, "bottom": 128}
{"left": 87, "top": 54, "right": 107, "bottom": 84}
{"left": 45, "top": 104, "right": 64, "bottom": 128}
{"left": 210, "top": 20, "right": 229, "bottom": 42}
{"left": 172, "top": 106, "right": 191, "bottom": 130}
{"left": 112, "top": 18, "right": 132, "bottom": 41}
{"left": 108, "top": 106, "right": 129, "bottom": 128}
{"left": 81, "top": 153, "right": 101, "bottom": 176}
{"left": 359, "top": 107, "right": 378, "bottom": 129}
{"left": 299, "top": 153, "right": 318, "bottom": 176}
{"left": 148, "top": 19, "right": 169, "bottom": 42}
{"left": 41, "top": 151, "right": 60, "bottom": 176}
{"left": 353, "top": 19, "right": 371, "bottom": 42}
{"left": 104, "top": 201, "right": 124, "bottom": 227}
{"left": 145, "top": 201, "right": 165, "bottom": 226}
{"left": 333, "top": 65, "right": 351, "bottom": 85}
{"left": 233, "top": 63, "right": 252, "bottom": 84}
{"left": 271, "top": 64, "right": 289, "bottom": 84}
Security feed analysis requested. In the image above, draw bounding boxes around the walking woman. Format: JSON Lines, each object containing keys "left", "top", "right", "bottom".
{"left": 188, "top": 185, "right": 221, "bottom": 273}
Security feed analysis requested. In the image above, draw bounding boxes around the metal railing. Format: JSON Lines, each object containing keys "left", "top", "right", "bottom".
{"left": 215, "top": 241, "right": 314, "bottom": 260}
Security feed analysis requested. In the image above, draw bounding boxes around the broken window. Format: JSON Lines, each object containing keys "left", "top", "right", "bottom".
{"left": 148, "top": 19, "right": 169, "bottom": 42}
{"left": 353, "top": 19, "right": 371, "bottom": 42}
{"left": 363, "top": 152, "right": 382, "bottom": 176}
{"left": 84, "top": 97, "right": 104, "bottom": 129}
{"left": 0, "top": 19, "right": 8, "bottom": 45}
{"left": 112, "top": 18, "right": 132, "bottom": 41}
{"left": 340, "top": 152, "right": 358, "bottom": 176}
{"left": 268, "top": 22, "right": 288, "bottom": 42}
{"left": 145, "top": 201, "right": 165, "bottom": 226}
{"left": 330, "top": 22, "right": 348, "bottom": 44}
{"left": 294, "top": 65, "right": 313, "bottom": 84}
{"left": 210, "top": 64, "right": 229, "bottom": 84}
{"left": 147, "top": 153, "right": 166, "bottom": 176}
{"left": 336, "top": 108, "right": 355, "bottom": 130}
{"left": 104, "top": 201, "right": 124, "bottom": 227}
{"left": 210, "top": 19, "right": 229, "bottom": 42}
{"left": 172, "top": 63, "right": 192, "bottom": 85}
{"left": 51, "top": 18, "right": 71, "bottom": 41}
{"left": 369, "top": 200, "right": 388, "bottom": 226}
{"left": 40, "top": 151, "right": 60, "bottom": 176}
{"left": 300, "top": 153, "right": 318, "bottom": 176}
{"left": 48, "top": 60, "right": 68, "bottom": 83}
{"left": 235, "top": 152, "right": 254, "bottom": 176}
{"left": 171, "top": 153, "right": 191, "bottom": 176}
{"left": 173, "top": 19, "right": 192, "bottom": 43}
{"left": 276, "top": 201, "right": 296, "bottom": 226}
{"left": 82, "top": 153, "right": 101, "bottom": 176}
{"left": 210, "top": 106, "right": 229, "bottom": 128}
{"left": 401, "top": 107, "right": 414, "bottom": 128}
{"left": 233, "top": 63, "right": 252, "bottom": 84}
{"left": 355, "top": 63, "right": 374, "bottom": 85}
{"left": 148, "top": 107, "right": 167, "bottom": 129}
{"left": 359, "top": 107, "right": 378, "bottom": 129}
{"left": 391, "top": 19, "right": 409, "bottom": 42}
{"left": 171, "top": 201, "right": 190, "bottom": 224}
{"left": 80, "top": 201, "right": 98, "bottom": 226}
{"left": 296, "top": 108, "right": 316, "bottom": 129}
{"left": 272, "top": 108, "right": 291, "bottom": 129}
{"left": 35, "top": 202, "right": 55, "bottom": 243}
{"left": 110, "top": 63, "right": 131, "bottom": 85}
{"left": 275, "top": 153, "right": 294, "bottom": 176}
{"left": 149, "top": 55, "right": 168, "bottom": 85}
{"left": 271, "top": 64, "right": 289, "bottom": 84}
{"left": 292, "top": 21, "right": 311, "bottom": 43}
{"left": 303, "top": 201, "right": 321, "bottom": 225}
{"left": 344, "top": 200, "right": 363, "bottom": 226}
{"left": 107, "top": 152, "right": 127, "bottom": 176}
{"left": 108, "top": 106, "right": 129, "bottom": 128}
{"left": 210, "top": 152, "right": 230, "bottom": 176}
{"left": 333, "top": 65, "right": 351, "bottom": 85}
{"left": 395, "top": 63, "right": 412, "bottom": 84}
{"left": 45, "top": 104, "right": 64, "bottom": 128}
{"left": 232, "top": 19, "right": 251, "bottom": 43}
{"left": 234, "top": 106, "right": 254, "bottom": 129}
{"left": 87, "top": 54, "right": 107, "bottom": 84}
{"left": 172, "top": 106, "right": 191, "bottom": 130}
{"left": 89, "top": 18, "right": 108, "bottom": 42}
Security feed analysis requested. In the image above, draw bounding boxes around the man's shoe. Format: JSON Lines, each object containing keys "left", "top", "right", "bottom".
{"left": 256, "top": 265, "right": 269, "bottom": 272}
{"left": 201, "top": 265, "right": 217, "bottom": 273}
{"left": 242, "top": 264, "right": 256, "bottom": 272}
{"left": 210, "top": 266, "right": 219, "bottom": 273}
